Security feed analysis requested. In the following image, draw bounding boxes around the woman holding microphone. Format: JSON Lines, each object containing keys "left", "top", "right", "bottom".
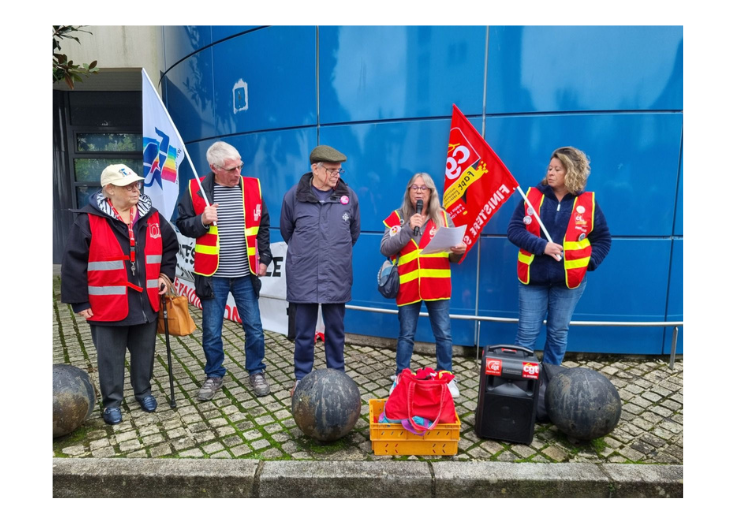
{"left": 380, "top": 172, "right": 466, "bottom": 398}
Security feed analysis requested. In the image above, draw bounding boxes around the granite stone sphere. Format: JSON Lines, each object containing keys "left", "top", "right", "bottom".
{"left": 545, "top": 367, "right": 622, "bottom": 441}
{"left": 291, "top": 369, "right": 361, "bottom": 442}
{"left": 53, "top": 364, "right": 97, "bottom": 438}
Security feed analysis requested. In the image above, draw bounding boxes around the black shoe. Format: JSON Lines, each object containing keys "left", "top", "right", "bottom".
{"left": 139, "top": 395, "right": 157, "bottom": 412}
{"left": 102, "top": 407, "right": 122, "bottom": 425}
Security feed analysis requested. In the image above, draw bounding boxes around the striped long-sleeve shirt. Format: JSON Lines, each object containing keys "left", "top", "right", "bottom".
{"left": 212, "top": 184, "right": 249, "bottom": 278}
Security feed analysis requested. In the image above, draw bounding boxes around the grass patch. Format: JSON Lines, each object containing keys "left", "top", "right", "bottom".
{"left": 589, "top": 437, "right": 607, "bottom": 453}
{"left": 297, "top": 436, "right": 349, "bottom": 454}
{"left": 53, "top": 422, "right": 98, "bottom": 455}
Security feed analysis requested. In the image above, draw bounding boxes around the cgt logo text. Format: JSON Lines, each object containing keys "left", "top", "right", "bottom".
{"left": 485, "top": 358, "right": 502, "bottom": 376}
{"left": 522, "top": 362, "right": 540, "bottom": 380}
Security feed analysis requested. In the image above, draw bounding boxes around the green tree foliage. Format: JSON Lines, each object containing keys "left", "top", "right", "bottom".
{"left": 53, "top": 26, "right": 99, "bottom": 89}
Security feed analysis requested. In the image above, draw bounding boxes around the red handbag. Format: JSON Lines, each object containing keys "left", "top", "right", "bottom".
{"left": 384, "top": 368, "right": 457, "bottom": 433}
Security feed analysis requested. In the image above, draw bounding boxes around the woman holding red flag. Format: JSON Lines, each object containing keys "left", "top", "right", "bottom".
{"left": 380, "top": 172, "right": 466, "bottom": 398}
{"left": 507, "top": 147, "right": 611, "bottom": 365}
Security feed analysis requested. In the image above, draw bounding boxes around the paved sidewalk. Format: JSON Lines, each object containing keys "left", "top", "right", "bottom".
{"left": 52, "top": 275, "right": 683, "bottom": 466}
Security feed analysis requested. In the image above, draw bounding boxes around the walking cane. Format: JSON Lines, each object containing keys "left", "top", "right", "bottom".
{"left": 161, "top": 294, "right": 177, "bottom": 409}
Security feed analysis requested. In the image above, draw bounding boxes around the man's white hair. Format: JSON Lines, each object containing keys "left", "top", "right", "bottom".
{"left": 206, "top": 141, "right": 241, "bottom": 168}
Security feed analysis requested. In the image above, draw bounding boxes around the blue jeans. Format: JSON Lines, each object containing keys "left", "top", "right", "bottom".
{"left": 514, "top": 279, "right": 587, "bottom": 365}
{"left": 396, "top": 299, "right": 453, "bottom": 375}
{"left": 201, "top": 276, "right": 265, "bottom": 378}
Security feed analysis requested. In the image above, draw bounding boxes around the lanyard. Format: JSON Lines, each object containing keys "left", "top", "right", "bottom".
{"left": 108, "top": 200, "right": 137, "bottom": 274}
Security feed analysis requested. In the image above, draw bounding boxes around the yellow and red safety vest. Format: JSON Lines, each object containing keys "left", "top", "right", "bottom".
{"left": 383, "top": 210, "right": 452, "bottom": 307}
{"left": 87, "top": 212, "right": 163, "bottom": 321}
{"left": 517, "top": 187, "right": 594, "bottom": 289}
{"left": 190, "top": 176, "right": 263, "bottom": 276}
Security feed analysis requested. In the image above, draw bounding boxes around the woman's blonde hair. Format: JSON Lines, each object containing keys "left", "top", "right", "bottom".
{"left": 543, "top": 146, "right": 591, "bottom": 194}
{"left": 401, "top": 172, "right": 444, "bottom": 227}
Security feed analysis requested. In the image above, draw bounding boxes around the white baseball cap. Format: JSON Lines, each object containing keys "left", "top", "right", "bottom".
{"left": 100, "top": 164, "right": 144, "bottom": 186}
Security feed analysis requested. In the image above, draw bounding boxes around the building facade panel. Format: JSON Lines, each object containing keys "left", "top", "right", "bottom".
{"left": 164, "top": 49, "right": 217, "bottom": 143}
{"left": 482, "top": 113, "right": 684, "bottom": 237}
{"left": 667, "top": 238, "right": 683, "bottom": 354}
{"left": 213, "top": 26, "right": 317, "bottom": 135}
{"left": 318, "top": 26, "right": 486, "bottom": 124}
{"left": 211, "top": 26, "right": 263, "bottom": 43}
{"left": 486, "top": 26, "right": 683, "bottom": 113}
{"left": 162, "top": 26, "right": 212, "bottom": 71}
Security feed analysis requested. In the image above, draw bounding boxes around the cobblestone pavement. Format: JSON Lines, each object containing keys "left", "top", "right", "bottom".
{"left": 53, "top": 276, "right": 683, "bottom": 465}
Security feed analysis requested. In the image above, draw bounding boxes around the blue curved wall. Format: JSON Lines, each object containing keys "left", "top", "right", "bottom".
{"left": 161, "top": 26, "right": 683, "bottom": 356}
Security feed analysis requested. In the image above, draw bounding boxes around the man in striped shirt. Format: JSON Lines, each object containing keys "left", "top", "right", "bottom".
{"left": 176, "top": 142, "right": 273, "bottom": 400}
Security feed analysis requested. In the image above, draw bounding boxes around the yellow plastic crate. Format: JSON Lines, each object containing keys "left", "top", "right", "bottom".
{"left": 369, "top": 398, "right": 460, "bottom": 456}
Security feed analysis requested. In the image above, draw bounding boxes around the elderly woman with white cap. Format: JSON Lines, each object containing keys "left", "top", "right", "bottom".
{"left": 61, "top": 164, "right": 179, "bottom": 425}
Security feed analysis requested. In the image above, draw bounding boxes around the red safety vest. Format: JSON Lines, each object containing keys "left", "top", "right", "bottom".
{"left": 190, "top": 176, "right": 263, "bottom": 276}
{"left": 517, "top": 187, "right": 594, "bottom": 289}
{"left": 87, "top": 212, "right": 163, "bottom": 321}
{"left": 383, "top": 210, "right": 452, "bottom": 307}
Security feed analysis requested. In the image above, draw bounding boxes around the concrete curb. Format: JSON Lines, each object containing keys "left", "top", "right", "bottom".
{"left": 53, "top": 459, "right": 682, "bottom": 498}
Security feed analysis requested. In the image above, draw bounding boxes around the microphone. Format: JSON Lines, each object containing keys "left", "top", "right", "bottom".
{"left": 414, "top": 199, "right": 423, "bottom": 236}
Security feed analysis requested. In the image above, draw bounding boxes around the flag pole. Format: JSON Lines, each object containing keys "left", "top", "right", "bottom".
{"left": 515, "top": 186, "right": 562, "bottom": 261}
{"left": 142, "top": 68, "right": 210, "bottom": 208}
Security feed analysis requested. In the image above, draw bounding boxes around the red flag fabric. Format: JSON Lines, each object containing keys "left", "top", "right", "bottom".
{"left": 443, "top": 105, "right": 519, "bottom": 263}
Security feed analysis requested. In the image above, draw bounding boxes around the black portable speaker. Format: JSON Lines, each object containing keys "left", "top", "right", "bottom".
{"left": 474, "top": 344, "right": 541, "bottom": 445}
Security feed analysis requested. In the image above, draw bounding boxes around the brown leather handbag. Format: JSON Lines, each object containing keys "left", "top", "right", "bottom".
{"left": 157, "top": 274, "right": 196, "bottom": 336}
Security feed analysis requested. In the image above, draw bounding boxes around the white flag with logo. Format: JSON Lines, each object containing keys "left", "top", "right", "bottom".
{"left": 142, "top": 68, "right": 185, "bottom": 221}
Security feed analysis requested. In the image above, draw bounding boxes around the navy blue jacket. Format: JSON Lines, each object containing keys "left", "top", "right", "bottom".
{"left": 280, "top": 172, "right": 360, "bottom": 303}
{"left": 507, "top": 183, "right": 611, "bottom": 286}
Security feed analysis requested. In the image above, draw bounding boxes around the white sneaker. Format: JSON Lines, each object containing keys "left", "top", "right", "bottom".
{"left": 447, "top": 379, "right": 460, "bottom": 398}
{"left": 388, "top": 375, "right": 398, "bottom": 396}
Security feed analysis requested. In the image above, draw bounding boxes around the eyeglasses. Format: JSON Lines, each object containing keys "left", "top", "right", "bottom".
{"left": 320, "top": 165, "right": 345, "bottom": 176}
{"left": 218, "top": 163, "right": 244, "bottom": 173}
{"left": 120, "top": 182, "right": 143, "bottom": 193}
{"left": 411, "top": 185, "right": 429, "bottom": 192}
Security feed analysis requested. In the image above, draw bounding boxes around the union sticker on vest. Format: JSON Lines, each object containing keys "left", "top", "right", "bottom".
{"left": 149, "top": 223, "right": 161, "bottom": 239}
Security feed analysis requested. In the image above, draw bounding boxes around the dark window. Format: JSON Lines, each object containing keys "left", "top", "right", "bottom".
{"left": 76, "top": 133, "right": 142, "bottom": 153}
{"left": 66, "top": 92, "right": 143, "bottom": 208}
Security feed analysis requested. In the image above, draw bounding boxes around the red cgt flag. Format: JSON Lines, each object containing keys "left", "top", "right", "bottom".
{"left": 443, "top": 105, "right": 519, "bottom": 263}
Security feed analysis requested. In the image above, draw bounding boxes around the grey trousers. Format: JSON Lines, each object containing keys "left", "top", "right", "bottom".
{"left": 90, "top": 321, "right": 157, "bottom": 409}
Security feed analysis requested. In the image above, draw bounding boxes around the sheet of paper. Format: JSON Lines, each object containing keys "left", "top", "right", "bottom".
{"left": 420, "top": 225, "right": 467, "bottom": 255}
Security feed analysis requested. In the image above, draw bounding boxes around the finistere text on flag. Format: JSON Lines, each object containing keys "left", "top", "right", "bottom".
{"left": 442, "top": 104, "right": 519, "bottom": 263}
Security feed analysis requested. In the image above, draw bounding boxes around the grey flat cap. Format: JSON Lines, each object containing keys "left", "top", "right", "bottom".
{"left": 310, "top": 145, "right": 347, "bottom": 164}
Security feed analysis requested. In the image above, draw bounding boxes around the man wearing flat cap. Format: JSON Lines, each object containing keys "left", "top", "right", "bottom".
{"left": 280, "top": 145, "right": 361, "bottom": 395}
